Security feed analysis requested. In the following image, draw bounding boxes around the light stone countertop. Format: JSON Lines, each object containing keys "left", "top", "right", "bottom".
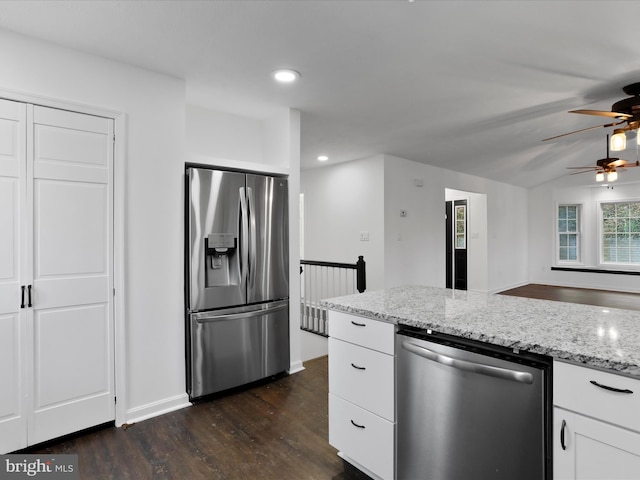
{"left": 321, "top": 285, "right": 640, "bottom": 379}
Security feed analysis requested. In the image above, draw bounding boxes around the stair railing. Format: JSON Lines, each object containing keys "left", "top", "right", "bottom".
{"left": 299, "top": 256, "right": 366, "bottom": 337}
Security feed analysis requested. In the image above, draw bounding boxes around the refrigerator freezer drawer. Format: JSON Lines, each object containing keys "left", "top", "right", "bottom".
{"left": 188, "top": 300, "right": 290, "bottom": 398}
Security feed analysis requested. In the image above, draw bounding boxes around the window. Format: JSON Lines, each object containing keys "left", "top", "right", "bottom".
{"left": 601, "top": 201, "right": 640, "bottom": 265}
{"left": 557, "top": 205, "right": 580, "bottom": 262}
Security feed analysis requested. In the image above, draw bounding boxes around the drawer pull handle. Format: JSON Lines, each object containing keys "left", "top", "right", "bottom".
{"left": 350, "top": 420, "right": 365, "bottom": 429}
{"left": 351, "top": 363, "right": 366, "bottom": 370}
{"left": 351, "top": 320, "right": 366, "bottom": 327}
{"left": 589, "top": 380, "right": 634, "bottom": 394}
{"left": 560, "top": 419, "right": 567, "bottom": 451}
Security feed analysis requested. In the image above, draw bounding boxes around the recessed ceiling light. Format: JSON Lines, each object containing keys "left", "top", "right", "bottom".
{"left": 273, "top": 69, "right": 300, "bottom": 83}
{"left": 317, "top": 155, "right": 329, "bottom": 161}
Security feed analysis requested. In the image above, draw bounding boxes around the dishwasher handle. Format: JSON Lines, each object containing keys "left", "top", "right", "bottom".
{"left": 401, "top": 340, "right": 534, "bottom": 384}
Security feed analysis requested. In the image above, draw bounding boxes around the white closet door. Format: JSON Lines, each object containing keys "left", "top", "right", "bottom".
{"left": 28, "top": 105, "right": 114, "bottom": 445}
{"left": 0, "top": 99, "right": 27, "bottom": 453}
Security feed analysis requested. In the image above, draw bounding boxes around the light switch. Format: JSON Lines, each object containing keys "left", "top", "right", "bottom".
{"left": 360, "top": 231, "right": 370, "bottom": 241}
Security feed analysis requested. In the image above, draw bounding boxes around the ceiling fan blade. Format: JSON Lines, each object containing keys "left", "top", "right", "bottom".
{"left": 569, "top": 170, "right": 598, "bottom": 176}
{"left": 606, "top": 158, "right": 630, "bottom": 168}
{"left": 542, "top": 120, "right": 625, "bottom": 141}
{"left": 621, "top": 160, "right": 640, "bottom": 168}
{"left": 566, "top": 166, "right": 598, "bottom": 170}
{"left": 570, "top": 109, "right": 633, "bottom": 119}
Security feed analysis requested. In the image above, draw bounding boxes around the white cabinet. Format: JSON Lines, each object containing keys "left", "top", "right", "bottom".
{"left": 553, "top": 361, "right": 640, "bottom": 480}
{"left": 0, "top": 98, "right": 28, "bottom": 454}
{"left": 328, "top": 310, "right": 395, "bottom": 480}
{"left": 0, "top": 99, "right": 115, "bottom": 453}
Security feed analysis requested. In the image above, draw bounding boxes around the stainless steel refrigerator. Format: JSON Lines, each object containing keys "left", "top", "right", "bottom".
{"left": 185, "top": 166, "right": 289, "bottom": 399}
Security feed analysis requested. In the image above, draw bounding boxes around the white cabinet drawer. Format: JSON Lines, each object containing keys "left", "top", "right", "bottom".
{"left": 329, "top": 393, "right": 394, "bottom": 480}
{"left": 328, "top": 310, "right": 395, "bottom": 354}
{"left": 329, "top": 338, "right": 394, "bottom": 420}
{"left": 554, "top": 361, "right": 640, "bottom": 432}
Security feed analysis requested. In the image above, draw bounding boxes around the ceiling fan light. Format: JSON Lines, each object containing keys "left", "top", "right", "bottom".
{"left": 607, "top": 170, "right": 618, "bottom": 182}
{"left": 610, "top": 131, "right": 626, "bottom": 151}
{"left": 595, "top": 172, "right": 605, "bottom": 182}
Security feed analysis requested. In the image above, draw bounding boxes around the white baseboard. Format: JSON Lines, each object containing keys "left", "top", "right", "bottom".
{"left": 489, "top": 281, "right": 529, "bottom": 294}
{"left": 288, "top": 359, "right": 305, "bottom": 375}
{"left": 121, "top": 393, "right": 191, "bottom": 426}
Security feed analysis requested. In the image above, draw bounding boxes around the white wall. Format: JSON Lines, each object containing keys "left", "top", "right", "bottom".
{"left": 467, "top": 192, "right": 489, "bottom": 291}
{"left": 302, "top": 154, "right": 528, "bottom": 298}
{"left": 301, "top": 155, "right": 386, "bottom": 291}
{"left": 0, "top": 28, "right": 303, "bottom": 427}
{"left": 186, "top": 104, "right": 293, "bottom": 171}
{"left": 186, "top": 105, "right": 263, "bottom": 164}
{"left": 529, "top": 178, "right": 640, "bottom": 293}
{"left": 384, "top": 156, "right": 445, "bottom": 288}
{"left": 300, "top": 155, "right": 385, "bottom": 361}
{"left": 385, "top": 155, "right": 527, "bottom": 293}
{"left": 0, "top": 28, "right": 188, "bottom": 423}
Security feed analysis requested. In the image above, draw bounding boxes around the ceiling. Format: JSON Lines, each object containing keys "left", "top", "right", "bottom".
{"left": 1, "top": 0, "right": 640, "bottom": 188}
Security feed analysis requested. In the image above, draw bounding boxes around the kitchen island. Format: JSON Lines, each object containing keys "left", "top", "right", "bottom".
{"left": 323, "top": 285, "right": 640, "bottom": 377}
{"left": 322, "top": 285, "right": 640, "bottom": 480}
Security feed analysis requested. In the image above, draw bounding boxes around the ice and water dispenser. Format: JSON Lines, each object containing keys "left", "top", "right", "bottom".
{"left": 205, "top": 233, "right": 239, "bottom": 287}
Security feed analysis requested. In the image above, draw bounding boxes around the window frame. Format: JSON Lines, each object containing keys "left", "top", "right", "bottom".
{"left": 596, "top": 199, "right": 640, "bottom": 269}
{"left": 555, "top": 203, "right": 582, "bottom": 265}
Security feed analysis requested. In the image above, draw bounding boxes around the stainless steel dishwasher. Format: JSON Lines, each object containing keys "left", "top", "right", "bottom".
{"left": 396, "top": 326, "right": 552, "bottom": 480}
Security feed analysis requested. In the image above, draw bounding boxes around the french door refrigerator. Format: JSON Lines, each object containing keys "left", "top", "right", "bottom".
{"left": 185, "top": 166, "right": 289, "bottom": 399}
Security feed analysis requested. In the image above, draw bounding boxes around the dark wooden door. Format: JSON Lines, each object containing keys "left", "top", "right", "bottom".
{"left": 453, "top": 200, "right": 468, "bottom": 290}
{"left": 446, "top": 200, "right": 467, "bottom": 290}
{"left": 445, "top": 201, "right": 453, "bottom": 289}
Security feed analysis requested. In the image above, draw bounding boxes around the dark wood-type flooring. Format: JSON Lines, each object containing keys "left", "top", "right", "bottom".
{"left": 26, "top": 356, "right": 365, "bottom": 480}
{"left": 499, "top": 283, "right": 640, "bottom": 311}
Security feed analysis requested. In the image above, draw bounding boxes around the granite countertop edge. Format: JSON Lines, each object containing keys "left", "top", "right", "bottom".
{"left": 321, "top": 289, "right": 640, "bottom": 379}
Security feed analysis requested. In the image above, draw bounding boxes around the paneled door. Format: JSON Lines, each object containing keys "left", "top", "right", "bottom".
{"left": 0, "top": 99, "right": 28, "bottom": 453}
{"left": 28, "top": 105, "right": 115, "bottom": 445}
{"left": 0, "top": 101, "right": 114, "bottom": 452}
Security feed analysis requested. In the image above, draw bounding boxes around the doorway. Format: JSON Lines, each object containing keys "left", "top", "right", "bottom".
{"left": 446, "top": 199, "right": 467, "bottom": 290}
{"left": 445, "top": 189, "right": 488, "bottom": 292}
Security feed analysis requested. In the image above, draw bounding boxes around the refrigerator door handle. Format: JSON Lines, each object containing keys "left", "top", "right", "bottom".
{"left": 193, "top": 301, "right": 288, "bottom": 323}
{"left": 239, "top": 186, "right": 249, "bottom": 288}
{"left": 247, "top": 186, "right": 258, "bottom": 289}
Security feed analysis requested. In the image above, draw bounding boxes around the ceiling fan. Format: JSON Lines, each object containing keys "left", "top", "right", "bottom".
{"left": 544, "top": 82, "right": 640, "bottom": 142}
{"left": 567, "top": 134, "right": 640, "bottom": 182}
